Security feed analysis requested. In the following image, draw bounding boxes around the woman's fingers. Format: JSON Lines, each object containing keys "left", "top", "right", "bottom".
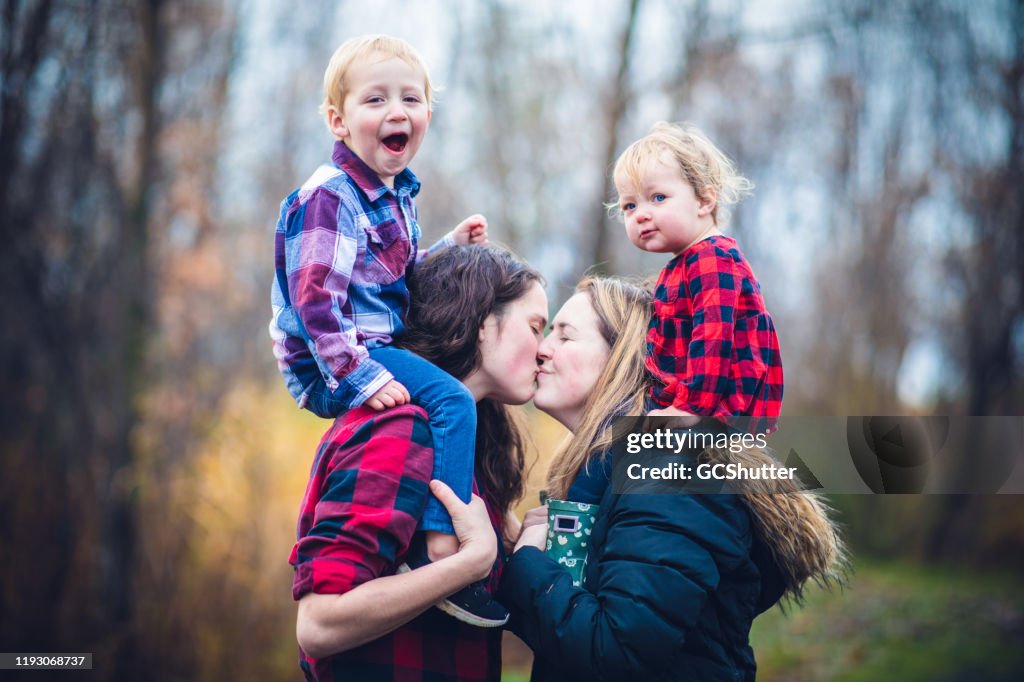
{"left": 515, "top": 523, "right": 547, "bottom": 553}
{"left": 522, "top": 505, "right": 548, "bottom": 528}
{"left": 429, "top": 482, "right": 488, "bottom": 537}
{"left": 425, "top": 481, "right": 497, "bottom": 577}
{"left": 429, "top": 482, "right": 496, "bottom": 576}
{"left": 428, "top": 480, "right": 461, "bottom": 511}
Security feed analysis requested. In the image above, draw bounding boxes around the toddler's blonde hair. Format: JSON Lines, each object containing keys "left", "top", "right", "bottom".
{"left": 614, "top": 121, "right": 753, "bottom": 225}
{"left": 320, "top": 35, "right": 434, "bottom": 134}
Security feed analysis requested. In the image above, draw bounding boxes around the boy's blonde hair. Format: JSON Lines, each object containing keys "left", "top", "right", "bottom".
{"left": 613, "top": 121, "right": 753, "bottom": 225}
{"left": 320, "top": 35, "right": 434, "bottom": 132}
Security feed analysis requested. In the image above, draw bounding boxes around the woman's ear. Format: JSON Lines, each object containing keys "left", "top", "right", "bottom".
{"left": 697, "top": 186, "right": 718, "bottom": 218}
{"left": 478, "top": 315, "right": 499, "bottom": 346}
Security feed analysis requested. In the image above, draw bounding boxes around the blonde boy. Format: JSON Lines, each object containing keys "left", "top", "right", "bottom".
{"left": 270, "top": 35, "right": 505, "bottom": 627}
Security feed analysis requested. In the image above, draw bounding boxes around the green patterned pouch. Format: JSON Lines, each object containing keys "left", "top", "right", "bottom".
{"left": 544, "top": 499, "right": 600, "bottom": 587}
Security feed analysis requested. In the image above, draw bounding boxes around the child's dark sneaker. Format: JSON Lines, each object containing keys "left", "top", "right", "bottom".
{"left": 399, "top": 537, "right": 510, "bottom": 628}
{"left": 435, "top": 579, "right": 509, "bottom": 627}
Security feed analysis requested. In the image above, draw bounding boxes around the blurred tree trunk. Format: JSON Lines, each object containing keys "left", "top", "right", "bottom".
{"left": 585, "top": 0, "right": 639, "bottom": 275}
{"left": 806, "top": 0, "right": 1022, "bottom": 565}
{"left": 924, "top": 0, "right": 1024, "bottom": 562}
{"left": 0, "top": 0, "right": 162, "bottom": 671}
{"left": 0, "top": 0, "right": 241, "bottom": 677}
{"left": 102, "top": 1, "right": 163, "bottom": 674}
{"left": 960, "top": 14, "right": 1024, "bottom": 417}
{"left": 667, "top": 0, "right": 713, "bottom": 120}
{"left": 0, "top": 0, "right": 51, "bottom": 209}
{"left": 0, "top": 0, "right": 77, "bottom": 653}
{"left": 799, "top": 3, "right": 929, "bottom": 415}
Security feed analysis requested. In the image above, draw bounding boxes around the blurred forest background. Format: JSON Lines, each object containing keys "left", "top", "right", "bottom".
{"left": 1, "top": 0, "right": 1022, "bottom": 679}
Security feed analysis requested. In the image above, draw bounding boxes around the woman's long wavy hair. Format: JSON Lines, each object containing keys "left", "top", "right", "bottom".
{"left": 544, "top": 276, "right": 654, "bottom": 500}
{"left": 398, "top": 244, "right": 542, "bottom": 516}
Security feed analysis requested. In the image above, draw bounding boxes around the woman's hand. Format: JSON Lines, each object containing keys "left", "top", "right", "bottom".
{"left": 511, "top": 504, "right": 548, "bottom": 553}
{"left": 430, "top": 480, "right": 497, "bottom": 581}
{"left": 522, "top": 505, "right": 547, "bottom": 529}
{"left": 514, "top": 522, "right": 547, "bottom": 553}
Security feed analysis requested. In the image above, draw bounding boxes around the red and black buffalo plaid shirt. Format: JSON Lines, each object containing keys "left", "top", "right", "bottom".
{"left": 647, "top": 235, "right": 783, "bottom": 435}
{"left": 290, "top": 404, "right": 503, "bottom": 681}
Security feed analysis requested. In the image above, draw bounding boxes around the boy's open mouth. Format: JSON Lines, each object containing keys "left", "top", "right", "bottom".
{"left": 382, "top": 133, "right": 408, "bottom": 153}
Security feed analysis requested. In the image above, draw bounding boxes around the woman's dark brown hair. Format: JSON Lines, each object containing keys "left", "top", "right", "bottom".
{"left": 398, "top": 244, "right": 543, "bottom": 515}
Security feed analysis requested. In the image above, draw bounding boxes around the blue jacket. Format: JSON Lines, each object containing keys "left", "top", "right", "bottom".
{"left": 499, "top": 473, "right": 787, "bottom": 681}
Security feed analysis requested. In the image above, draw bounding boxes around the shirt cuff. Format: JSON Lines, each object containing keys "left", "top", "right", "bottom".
{"left": 336, "top": 357, "right": 394, "bottom": 409}
{"left": 425, "top": 231, "right": 457, "bottom": 257}
{"left": 292, "top": 556, "right": 362, "bottom": 601}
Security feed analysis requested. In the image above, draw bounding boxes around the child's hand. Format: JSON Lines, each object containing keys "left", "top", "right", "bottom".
{"left": 451, "top": 214, "right": 488, "bottom": 245}
{"left": 647, "top": 406, "right": 701, "bottom": 427}
{"left": 365, "top": 379, "right": 410, "bottom": 411}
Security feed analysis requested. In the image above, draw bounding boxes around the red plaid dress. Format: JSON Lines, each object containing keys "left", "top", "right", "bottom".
{"left": 647, "top": 235, "right": 783, "bottom": 434}
{"left": 290, "top": 404, "right": 503, "bottom": 681}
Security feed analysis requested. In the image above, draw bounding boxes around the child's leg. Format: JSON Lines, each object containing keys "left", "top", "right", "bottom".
{"left": 425, "top": 531, "right": 461, "bottom": 562}
{"left": 372, "top": 347, "right": 509, "bottom": 627}
{"left": 369, "top": 346, "right": 476, "bottom": 536}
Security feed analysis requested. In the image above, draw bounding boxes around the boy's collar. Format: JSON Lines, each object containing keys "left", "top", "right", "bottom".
{"left": 332, "top": 140, "right": 421, "bottom": 200}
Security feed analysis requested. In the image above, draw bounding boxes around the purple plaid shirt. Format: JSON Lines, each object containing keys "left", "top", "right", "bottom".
{"left": 270, "top": 141, "right": 454, "bottom": 409}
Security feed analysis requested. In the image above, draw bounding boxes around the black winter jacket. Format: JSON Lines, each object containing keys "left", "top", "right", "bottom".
{"left": 499, "top": 476, "right": 786, "bottom": 681}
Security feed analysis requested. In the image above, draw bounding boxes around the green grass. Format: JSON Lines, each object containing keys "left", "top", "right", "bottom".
{"left": 501, "top": 557, "right": 1024, "bottom": 681}
{"left": 501, "top": 673, "right": 530, "bottom": 682}
{"left": 751, "top": 557, "right": 1024, "bottom": 681}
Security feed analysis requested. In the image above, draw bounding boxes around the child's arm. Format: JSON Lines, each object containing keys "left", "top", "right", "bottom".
{"left": 286, "top": 189, "right": 394, "bottom": 408}
{"left": 418, "top": 214, "right": 489, "bottom": 262}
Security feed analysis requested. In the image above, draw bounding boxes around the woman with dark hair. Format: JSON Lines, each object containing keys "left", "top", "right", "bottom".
{"left": 499, "top": 276, "right": 845, "bottom": 681}
{"left": 289, "top": 245, "right": 547, "bottom": 682}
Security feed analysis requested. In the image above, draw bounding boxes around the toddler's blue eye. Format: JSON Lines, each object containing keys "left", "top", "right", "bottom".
{"left": 622, "top": 202, "right": 636, "bottom": 212}
{"left": 653, "top": 194, "right": 666, "bottom": 202}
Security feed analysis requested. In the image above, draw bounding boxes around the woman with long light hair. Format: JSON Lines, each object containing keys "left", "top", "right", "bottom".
{"left": 501, "top": 275, "right": 845, "bottom": 681}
